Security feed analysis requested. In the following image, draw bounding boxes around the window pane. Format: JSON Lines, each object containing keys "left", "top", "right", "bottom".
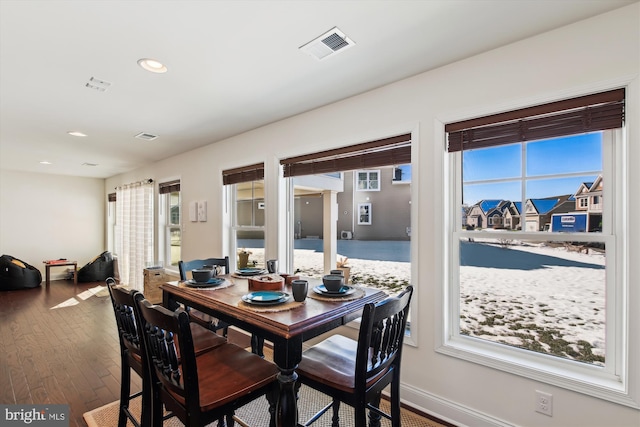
{"left": 463, "top": 181, "right": 521, "bottom": 209}
{"left": 237, "top": 230, "right": 264, "bottom": 269}
{"left": 526, "top": 176, "right": 599, "bottom": 200}
{"left": 235, "top": 181, "right": 264, "bottom": 227}
{"left": 459, "top": 238, "right": 606, "bottom": 366}
{"left": 527, "top": 133, "right": 602, "bottom": 177}
{"left": 463, "top": 144, "right": 521, "bottom": 182}
{"left": 169, "top": 228, "right": 181, "bottom": 267}
{"left": 169, "top": 191, "right": 180, "bottom": 225}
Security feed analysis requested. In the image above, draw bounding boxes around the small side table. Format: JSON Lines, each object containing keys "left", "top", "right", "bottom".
{"left": 44, "top": 261, "right": 78, "bottom": 289}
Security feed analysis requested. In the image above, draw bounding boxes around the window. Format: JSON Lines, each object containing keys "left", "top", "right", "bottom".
{"left": 442, "top": 89, "right": 632, "bottom": 405}
{"left": 280, "top": 134, "right": 412, "bottom": 308}
{"left": 357, "top": 203, "right": 371, "bottom": 225}
{"left": 580, "top": 197, "right": 588, "bottom": 208}
{"left": 223, "top": 164, "right": 265, "bottom": 269}
{"left": 159, "top": 180, "right": 181, "bottom": 269}
{"left": 392, "top": 164, "right": 412, "bottom": 184}
{"left": 107, "top": 193, "right": 117, "bottom": 255}
{"left": 115, "top": 179, "right": 154, "bottom": 291}
{"left": 357, "top": 170, "right": 380, "bottom": 191}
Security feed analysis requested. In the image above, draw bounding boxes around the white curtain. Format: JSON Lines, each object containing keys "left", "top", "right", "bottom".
{"left": 115, "top": 180, "right": 154, "bottom": 291}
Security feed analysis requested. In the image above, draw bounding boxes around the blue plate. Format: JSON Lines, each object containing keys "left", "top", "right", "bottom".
{"left": 236, "top": 268, "right": 267, "bottom": 276}
{"left": 186, "top": 278, "right": 224, "bottom": 287}
{"left": 313, "top": 285, "right": 356, "bottom": 296}
{"left": 242, "top": 291, "right": 289, "bottom": 305}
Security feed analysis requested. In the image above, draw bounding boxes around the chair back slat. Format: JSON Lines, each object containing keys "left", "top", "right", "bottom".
{"left": 356, "top": 286, "right": 413, "bottom": 390}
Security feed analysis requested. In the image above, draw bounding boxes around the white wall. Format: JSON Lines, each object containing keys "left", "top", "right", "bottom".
{"left": 0, "top": 169, "right": 105, "bottom": 278}
{"left": 105, "top": 5, "right": 639, "bottom": 426}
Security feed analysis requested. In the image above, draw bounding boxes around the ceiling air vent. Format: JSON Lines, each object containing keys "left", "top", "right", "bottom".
{"left": 300, "top": 27, "right": 355, "bottom": 60}
{"left": 85, "top": 77, "right": 111, "bottom": 92}
{"left": 134, "top": 132, "right": 158, "bottom": 141}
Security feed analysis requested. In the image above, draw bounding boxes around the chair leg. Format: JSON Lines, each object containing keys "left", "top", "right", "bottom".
{"left": 140, "top": 366, "right": 152, "bottom": 427}
{"left": 331, "top": 399, "right": 340, "bottom": 427}
{"left": 118, "top": 359, "right": 131, "bottom": 427}
{"left": 391, "top": 376, "right": 401, "bottom": 427}
{"left": 251, "top": 334, "right": 264, "bottom": 357}
{"left": 367, "top": 393, "right": 382, "bottom": 427}
{"left": 151, "top": 385, "right": 163, "bottom": 427}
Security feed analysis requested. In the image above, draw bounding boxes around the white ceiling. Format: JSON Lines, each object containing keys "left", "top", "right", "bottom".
{"left": 1, "top": 0, "right": 635, "bottom": 179}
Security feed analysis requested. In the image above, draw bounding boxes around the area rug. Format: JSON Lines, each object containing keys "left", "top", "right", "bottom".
{"left": 84, "top": 349, "right": 447, "bottom": 427}
{"left": 83, "top": 386, "right": 445, "bottom": 427}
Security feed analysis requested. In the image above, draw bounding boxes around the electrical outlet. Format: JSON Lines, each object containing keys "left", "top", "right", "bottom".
{"left": 535, "top": 390, "right": 553, "bottom": 416}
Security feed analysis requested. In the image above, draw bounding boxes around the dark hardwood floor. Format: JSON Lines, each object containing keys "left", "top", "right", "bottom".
{"left": 1, "top": 279, "right": 451, "bottom": 427}
{"left": 0, "top": 279, "right": 250, "bottom": 427}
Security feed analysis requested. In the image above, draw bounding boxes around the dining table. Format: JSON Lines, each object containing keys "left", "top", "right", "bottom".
{"left": 161, "top": 274, "right": 387, "bottom": 427}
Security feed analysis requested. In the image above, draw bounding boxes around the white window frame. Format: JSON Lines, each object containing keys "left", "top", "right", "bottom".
{"left": 107, "top": 196, "right": 116, "bottom": 255}
{"left": 438, "top": 123, "right": 636, "bottom": 408}
{"left": 357, "top": 202, "right": 372, "bottom": 225}
{"left": 159, "top": 189, "right": 181, "bottom": 272}
{"left": 356, "top": 170, "right": 380, "bottom": 191}
{"left": 230, "top": 180, "right": 265, "bottom": 269}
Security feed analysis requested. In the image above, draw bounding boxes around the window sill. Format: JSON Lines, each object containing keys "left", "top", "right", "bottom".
{"left": 437, "top": 336, "right": 638, "bottom": 409}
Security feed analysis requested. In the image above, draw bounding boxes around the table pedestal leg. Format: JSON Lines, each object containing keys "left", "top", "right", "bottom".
{"left": 45, "top": 266, "right": 50, "bottom": 289}
{"left": 275, "top": 368, "right": 298, "bottom": 427}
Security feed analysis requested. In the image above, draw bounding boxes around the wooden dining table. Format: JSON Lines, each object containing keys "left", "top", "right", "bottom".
{"left": 161, "top": 275, "right": 387, "bottom": 427}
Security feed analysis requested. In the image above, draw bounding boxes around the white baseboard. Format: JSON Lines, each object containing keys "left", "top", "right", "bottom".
{"left": 400, "top": 382, "right": 514, "bottom": 427}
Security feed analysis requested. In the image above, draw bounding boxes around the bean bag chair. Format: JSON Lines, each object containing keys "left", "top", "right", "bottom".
{"left": 77, "top": 251, "right": 114, "bottom": 282}
{"left": 0, "top": 254, "right": 42, "bottom": 290}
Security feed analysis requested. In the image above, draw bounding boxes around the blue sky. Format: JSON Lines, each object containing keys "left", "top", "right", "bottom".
{"left": 463, "top": 132, "right": 602, "bottom": 206}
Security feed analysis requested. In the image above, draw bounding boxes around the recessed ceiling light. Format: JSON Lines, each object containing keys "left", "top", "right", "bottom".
{"left": 40, "top": 161, "right": 52, "bottom": 165}
{"left": 137, "top": 58, "right": 167, "bottom": 73}
{"left": 68, "top": 131, "right": 87, "bottom": 137}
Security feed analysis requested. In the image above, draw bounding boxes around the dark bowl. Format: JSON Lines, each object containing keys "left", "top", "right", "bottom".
{"left": 322, "top": 274, "right": 344, "bottom": 292}
{"left": 192, "top": 269, "right": 213, "bottom": 283}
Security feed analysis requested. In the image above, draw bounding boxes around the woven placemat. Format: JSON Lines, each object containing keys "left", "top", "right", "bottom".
{"left": 237, "top": 298, "right": 306, "bottom": 312}
{"left": 178, "top": 279, "right": 234, "bottom": 291}
{"left": 308, "top": 286, "right": 365, "bottom": 302}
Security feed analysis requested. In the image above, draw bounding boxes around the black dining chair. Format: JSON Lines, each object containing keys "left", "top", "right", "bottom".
{"left": 178, "top": 257, "right": 231, "bottom": 337}
{"left": 106, "top": 278, "right": 227, "bottom": 427}
{"left": 297, "top": 286, "right": 414, "bottom": 427}
{"left": 178, "top": 257, "right": 266, "bottom": 357}
{"left": 178, "top": 257, "right": 230, "bottom": 279}
{"left": 135, "top": 297, "right": 280, "bottom": 427}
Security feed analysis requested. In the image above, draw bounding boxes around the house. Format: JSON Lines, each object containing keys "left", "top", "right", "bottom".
{"left": 1, "top": 3, "right": 638, "bottom": 427}
{"left": 551, "top": 175, "right": 604, "bottom": 232}
{"left": 465, "top": 199, "right": 510, "bottom": 229}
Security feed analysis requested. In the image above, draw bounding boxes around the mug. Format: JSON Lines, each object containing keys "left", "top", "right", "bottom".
{"left": 266, "top": 259, "right": 278, "bottom": 273}
{"left": 291, "top": 279, "right": 308, "bottom": 302}
{"left": 202, "top": 265, "right": 221, "bottom": 276}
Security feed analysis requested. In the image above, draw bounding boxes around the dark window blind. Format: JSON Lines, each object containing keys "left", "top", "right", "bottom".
{"left": 108, "top": 193, "right": 116, "bottom": 202}
{"left": 222, "top": 163, "right": 265, "bottom": 185}
{"left": 158, "top": 179, "right": 180, "bottom": 194}
{"left": 281, "top": 133, "right": 411, "bottom": 178}
{"left": 446, "top": 88, "right": 625, "bottom": 152}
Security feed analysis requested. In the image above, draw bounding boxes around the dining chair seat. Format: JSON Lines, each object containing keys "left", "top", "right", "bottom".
{"left": 297, "top": 286, "right": 414, "bottom": 427}
{"left": 135, "top": 297, "right": 280, "bottom": 427}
